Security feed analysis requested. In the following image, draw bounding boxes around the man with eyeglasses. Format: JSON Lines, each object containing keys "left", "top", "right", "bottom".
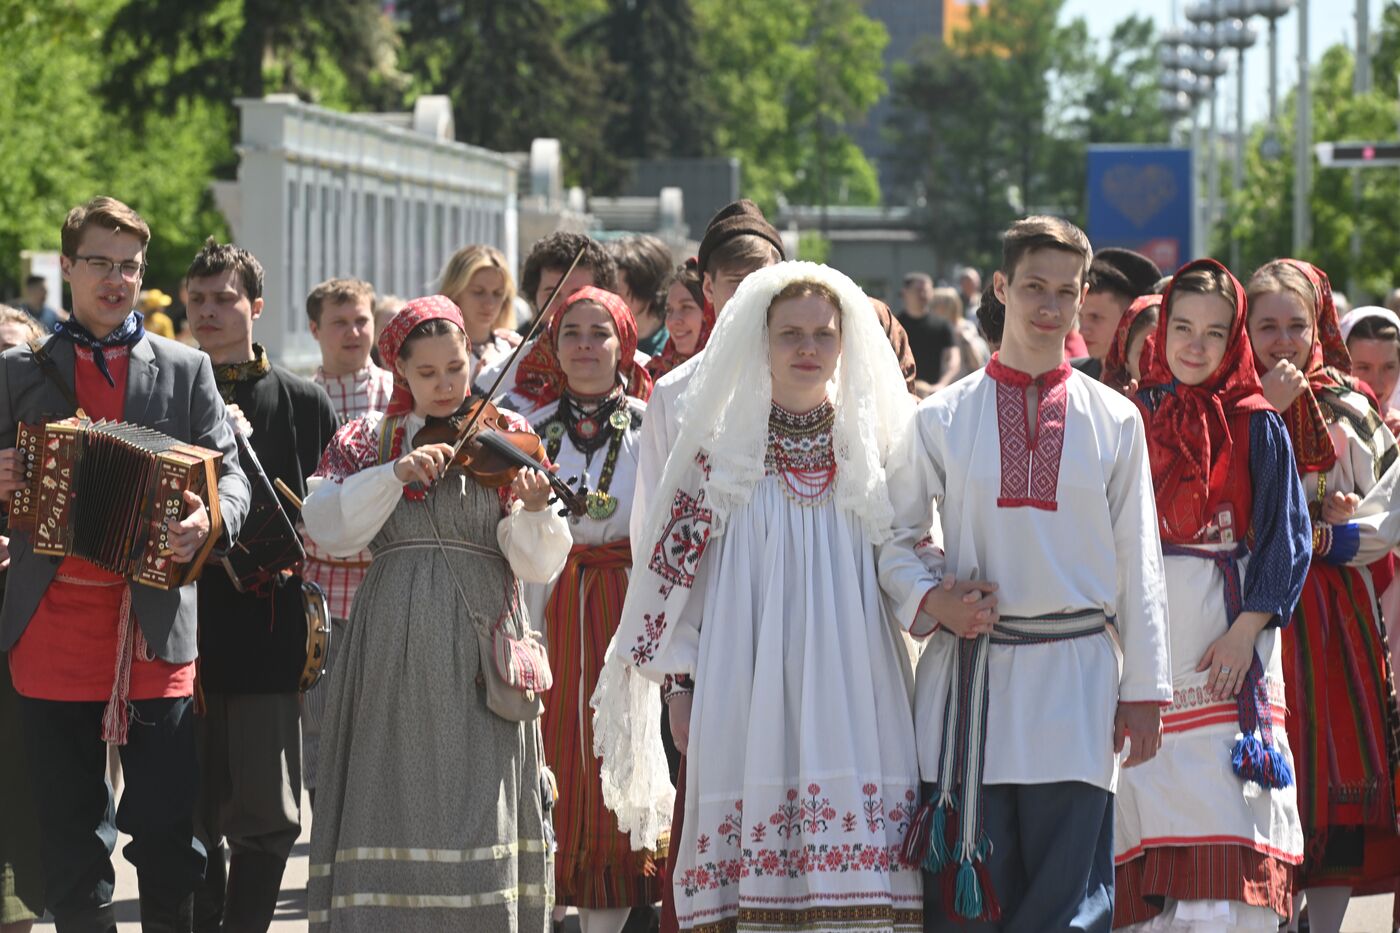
{"left": 0, "top": 196, "right": 250, "bottom": 933}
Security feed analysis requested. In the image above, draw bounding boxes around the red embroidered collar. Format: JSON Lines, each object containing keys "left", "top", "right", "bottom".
{"left": 987, "top": 353, "right": 1070, "bottom": 511}
{"left": 985, "top": 353, "right": 1071, "bottom": 389}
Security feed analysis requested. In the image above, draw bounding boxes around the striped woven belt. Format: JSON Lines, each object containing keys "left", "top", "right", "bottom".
{"left": 904, "top": 609, "right": 1108, "bottom": 922}
{"left": 375, "top": 538, "right": 504, "bottom": 562}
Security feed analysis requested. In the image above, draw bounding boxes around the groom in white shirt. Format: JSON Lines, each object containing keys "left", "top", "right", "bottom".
{"left": 879, "top": 215, "right": 1172, "bottom": 932}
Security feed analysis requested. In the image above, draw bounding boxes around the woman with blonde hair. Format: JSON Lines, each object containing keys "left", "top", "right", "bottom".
{"left": 929, "top": 285, "right": 988, "bottom": 379}
{"left": 438, "top": 244, "right": 522, "bottom": 386}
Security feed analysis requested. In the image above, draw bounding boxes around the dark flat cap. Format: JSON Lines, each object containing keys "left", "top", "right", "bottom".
{"left": 1089, "top": 248, "right": 1162, "bottom": 299}
{"left": 697, "top": 199, "right": 785, "bottom": 275}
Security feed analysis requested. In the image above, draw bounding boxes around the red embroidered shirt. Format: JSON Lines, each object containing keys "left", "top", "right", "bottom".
{"left": 986, "top": 354, "right": 1070, "bottom": 511}
{"left": 8, "top": 346, "right": 195, "bottom": 701}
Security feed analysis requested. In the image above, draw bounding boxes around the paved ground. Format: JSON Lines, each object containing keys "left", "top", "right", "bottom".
{"left": 30, "top": 798, "right": 1399, "bottom": 931}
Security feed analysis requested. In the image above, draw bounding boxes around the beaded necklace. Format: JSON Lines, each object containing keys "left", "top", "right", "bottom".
{"left": 765, "top": 400, "right": 837, "bottom": 506}
{"left": 540, "top": 385, "right": 634, "bottom": 520}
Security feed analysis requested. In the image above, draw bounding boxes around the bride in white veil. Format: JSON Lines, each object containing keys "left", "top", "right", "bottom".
{"left": 592, "top": 261, "right": 923, "bottom": 932}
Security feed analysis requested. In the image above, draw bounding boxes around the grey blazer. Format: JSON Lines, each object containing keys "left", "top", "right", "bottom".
{"left": 0, "top": 334, "right": 251, "bottom": 663}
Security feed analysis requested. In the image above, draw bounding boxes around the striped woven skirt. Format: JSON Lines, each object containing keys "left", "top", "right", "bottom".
{"left": 1283, "top": 561, "right": 1400, "bottom": 889}
{"left": 540, "top": 540, "right": 662, "bottom": 909}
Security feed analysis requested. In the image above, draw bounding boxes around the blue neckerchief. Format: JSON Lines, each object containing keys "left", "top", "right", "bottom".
{"left": 52, "top": 311, "right": 146, "bottom": 387}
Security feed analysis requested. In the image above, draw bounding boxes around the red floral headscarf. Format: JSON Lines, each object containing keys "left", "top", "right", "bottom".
{"left": 377, "top": 295, "right": 468, "bottom": 417}
{"left": 1140, "top": 259, "right": 1272, "bottom": 545}
{"left": 1102, "top": 294, "right": 1162, "bottom": 394}
{"left": 514, "top": 286, "right": 653, "bottom": 408}
{"left": 1251, "top": 259, "right": 1348, "bottom": 475}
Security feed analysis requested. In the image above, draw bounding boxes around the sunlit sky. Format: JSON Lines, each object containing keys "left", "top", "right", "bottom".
{"left": 1062, "top": 0, "right": 1381, "bottom": 127}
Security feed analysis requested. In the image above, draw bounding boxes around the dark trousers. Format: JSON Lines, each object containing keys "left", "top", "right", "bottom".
{"left": 922, "top": 781, "right": 1114, "bottom": 933}
{"left": 18, "top": 695, "right": 206, "bottom": 917}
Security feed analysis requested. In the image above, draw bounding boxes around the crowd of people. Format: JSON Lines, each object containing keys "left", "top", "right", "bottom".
{"left": 3, "top": 192, "right": 1400, "bottom": 933}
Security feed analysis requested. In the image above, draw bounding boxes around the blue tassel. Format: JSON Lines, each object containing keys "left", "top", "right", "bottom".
{"left": 954, "top": 858, "right": 984, "bottom": 919}
{"left": 923, "top": 801, "right": 953, "bottom": 874}
{"left": 1232, "top": 734, "right": 1294, "bottom": 790}
{"left": 1231, "top": 733, "right": 1265, "bottom": 782}
{"left": 1264, "top": 745, "right": 1294, "bottom": 789}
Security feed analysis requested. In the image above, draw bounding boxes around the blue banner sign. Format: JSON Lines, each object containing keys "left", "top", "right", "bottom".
{"left": 1086, "top": 145, "right": 1194, "bottom": 273}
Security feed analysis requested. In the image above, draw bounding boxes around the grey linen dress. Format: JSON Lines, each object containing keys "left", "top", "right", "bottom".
{"left": 307, "top": 471, "right": 554, "bottom": 931}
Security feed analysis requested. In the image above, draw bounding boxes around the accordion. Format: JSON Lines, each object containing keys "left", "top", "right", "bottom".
{"left": 9, "top": 418, "right": 224, "bottom": 589}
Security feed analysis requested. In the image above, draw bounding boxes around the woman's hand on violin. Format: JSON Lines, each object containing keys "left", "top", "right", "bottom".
{"left": 512, "top": 466, "right": 553, "bottom": 512}
{"left": 394, "top": 442, "right": 454, "bottom": 486}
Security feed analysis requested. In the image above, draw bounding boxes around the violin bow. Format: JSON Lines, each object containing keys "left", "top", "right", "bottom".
{"left": 448, "top": 245, "right": 587, "bottom": 461}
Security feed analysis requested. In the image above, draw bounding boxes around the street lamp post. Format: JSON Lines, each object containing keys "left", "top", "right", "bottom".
{"left": 1219, "top": 15, "right": 1257, "bottom": 271}
{"left": 1294, "top": 0, "right": 1311, "bottom": 255}
{"left": 1186, "top": 4, "right": 1228, "bottom": 255}
{"left": 1158, "top": 29, "right": 1215, "bottom": 260}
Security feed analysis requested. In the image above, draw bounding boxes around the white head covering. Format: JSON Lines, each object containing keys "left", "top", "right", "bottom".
{"left": 1339, "top": 305, "right": 1400, "bottom": 342}
{"left": 591, "top": 261, "right": 916, "bottom": 850}
{"left": 644, "top": 260, "right": 915, "bottom": 548}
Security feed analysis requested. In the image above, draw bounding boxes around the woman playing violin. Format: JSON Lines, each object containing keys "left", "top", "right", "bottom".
{"left": 302, "top": 296, "right": 572, "bottom": 932}
{"left": 517, "top": 287, "right": 655, "bottom": 933}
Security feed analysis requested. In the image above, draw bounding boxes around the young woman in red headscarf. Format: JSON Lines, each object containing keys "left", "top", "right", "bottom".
{"left": 1244, "top": 260, "right": 1400, "bottom": 933}
{"left": 1100, "top": 294, "right": 1162, "bottom": 397}
{"left": 516, "top": 287, "right": 657, "bottom": 933}
{"left": 1113, "top": 259, "right": 1312, "bottom": 931}
{"left": 301, "top": 296, "right": 573, "bottom": 932}
{"left": 646, "top": 259, "right": 714, "bottom": 382}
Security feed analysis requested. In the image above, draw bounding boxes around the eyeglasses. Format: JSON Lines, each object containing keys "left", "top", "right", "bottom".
{"left": 74, "top": 255, "right": 146, "bottom": 281}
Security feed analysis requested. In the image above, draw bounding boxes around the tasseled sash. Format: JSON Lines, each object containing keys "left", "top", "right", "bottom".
{"left": 900, "top": 610, "right": 1109, "bottom": 922}
{"left": 1162, "top": 542, "right": 1294, "bottom": 791}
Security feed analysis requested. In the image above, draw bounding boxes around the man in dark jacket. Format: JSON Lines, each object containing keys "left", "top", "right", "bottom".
{"left": 185, "top": 239, "right": 338, "bottom": 933}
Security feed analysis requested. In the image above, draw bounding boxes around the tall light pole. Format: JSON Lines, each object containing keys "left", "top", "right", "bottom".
{"left": 1351, "top": 0, "right": 1371, "bottom": 296}
{"left": 1220, "top": 15, "right": 1257, "bottom": 271}
{"left": 1294, "top": 0, "right": 1311, "bottom": 255}
{"left": 1186, "top": 4, "right": 1227, "bottom": 254}
{"left": 1252, "top": 0, "right": 1294, "bottom": 136}
{"left": 1159, "top": 30, "right": 1214, "bottom": 260}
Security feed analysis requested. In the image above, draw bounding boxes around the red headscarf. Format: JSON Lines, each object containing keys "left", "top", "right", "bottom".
{"left": 1254, "top": 259, "right": 1348, "bottom": 475}
{"left": 377, "top": 295, "right": 468, "bottom": 417}
{"left": 1102, "top": 294, "right": 1163, "bottom": 394}
{"left": 514, "top": 286, "right": 653, "bottom": 408}
{"left": 1140, "top": 259, "right": 1273, "bottom": 545}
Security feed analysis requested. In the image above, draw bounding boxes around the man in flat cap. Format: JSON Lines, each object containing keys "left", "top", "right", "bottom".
{"left": 1071, "top": 247, "right": 1161, "bottom": 380}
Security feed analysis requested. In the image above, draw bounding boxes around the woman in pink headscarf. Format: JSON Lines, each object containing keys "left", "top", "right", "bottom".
{"left": 301, "top": 296, "right": 573, "bottom": 932}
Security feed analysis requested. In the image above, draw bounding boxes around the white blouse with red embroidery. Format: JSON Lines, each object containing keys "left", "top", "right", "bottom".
{"left": 878, "top": 360, "right": 1172, "bottom": 793}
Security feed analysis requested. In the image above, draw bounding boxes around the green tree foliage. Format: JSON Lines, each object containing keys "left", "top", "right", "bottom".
{"left": 397, "top": 0, "right": 621, "bottom": 190}
{"left": 1225, "top": 14, "right": 1400, "bottom": 299}
{"left": 0, "top": 1, "right": 231, "bottom": 296}
{"left": 887, "top": 3, "right": 1165, "bottom": 272}
{"left": 100, "top": 0, "right": 405, "bottom": 114}
{"left": 694, "top": 0, "right": 887, "bottom": 211}
{"left": 578, "top": 0, "right": 714, "bottom": 162}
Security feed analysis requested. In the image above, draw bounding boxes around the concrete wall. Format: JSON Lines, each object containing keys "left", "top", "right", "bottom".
{"left": 229, "top": 95, "right": 518, "bottom": 370}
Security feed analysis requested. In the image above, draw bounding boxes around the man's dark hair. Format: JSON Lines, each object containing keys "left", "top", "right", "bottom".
{"left": 903, "top": 272, "right": 933, "bottom": 289}
{"left": 1000, "top": 215, "right": 1092, "bottom": 285}
{"left": 186, "top": 237, "right": 264, "bottom": 302}
{"left": 976, "top": 282, "right": 1004, "bottom": 346}
{"left": 520, "top": 232, "right": 616, "bottom": 311}
{"left": 610, "top": 235, "right": 673, "bottom": 315}
{"left": 25, "top": 275, "right": 45, "bottom": 288}
{"left": 61, "top": 196, "right": 151, "bottom": 258}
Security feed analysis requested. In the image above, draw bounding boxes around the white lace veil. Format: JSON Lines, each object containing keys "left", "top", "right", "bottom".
{"left": 642, "top": 260, "right": 915, "bottom": 549}
{"left": 592, "top": 261, "right": 915, "bottom": 852}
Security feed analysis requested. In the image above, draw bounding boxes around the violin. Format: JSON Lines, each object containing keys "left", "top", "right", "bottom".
{"left": 406, "top": 244, "right": 594, "bottom": 515}
{"left": 412, "top": 399, "right": 588, "bottom": 516}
